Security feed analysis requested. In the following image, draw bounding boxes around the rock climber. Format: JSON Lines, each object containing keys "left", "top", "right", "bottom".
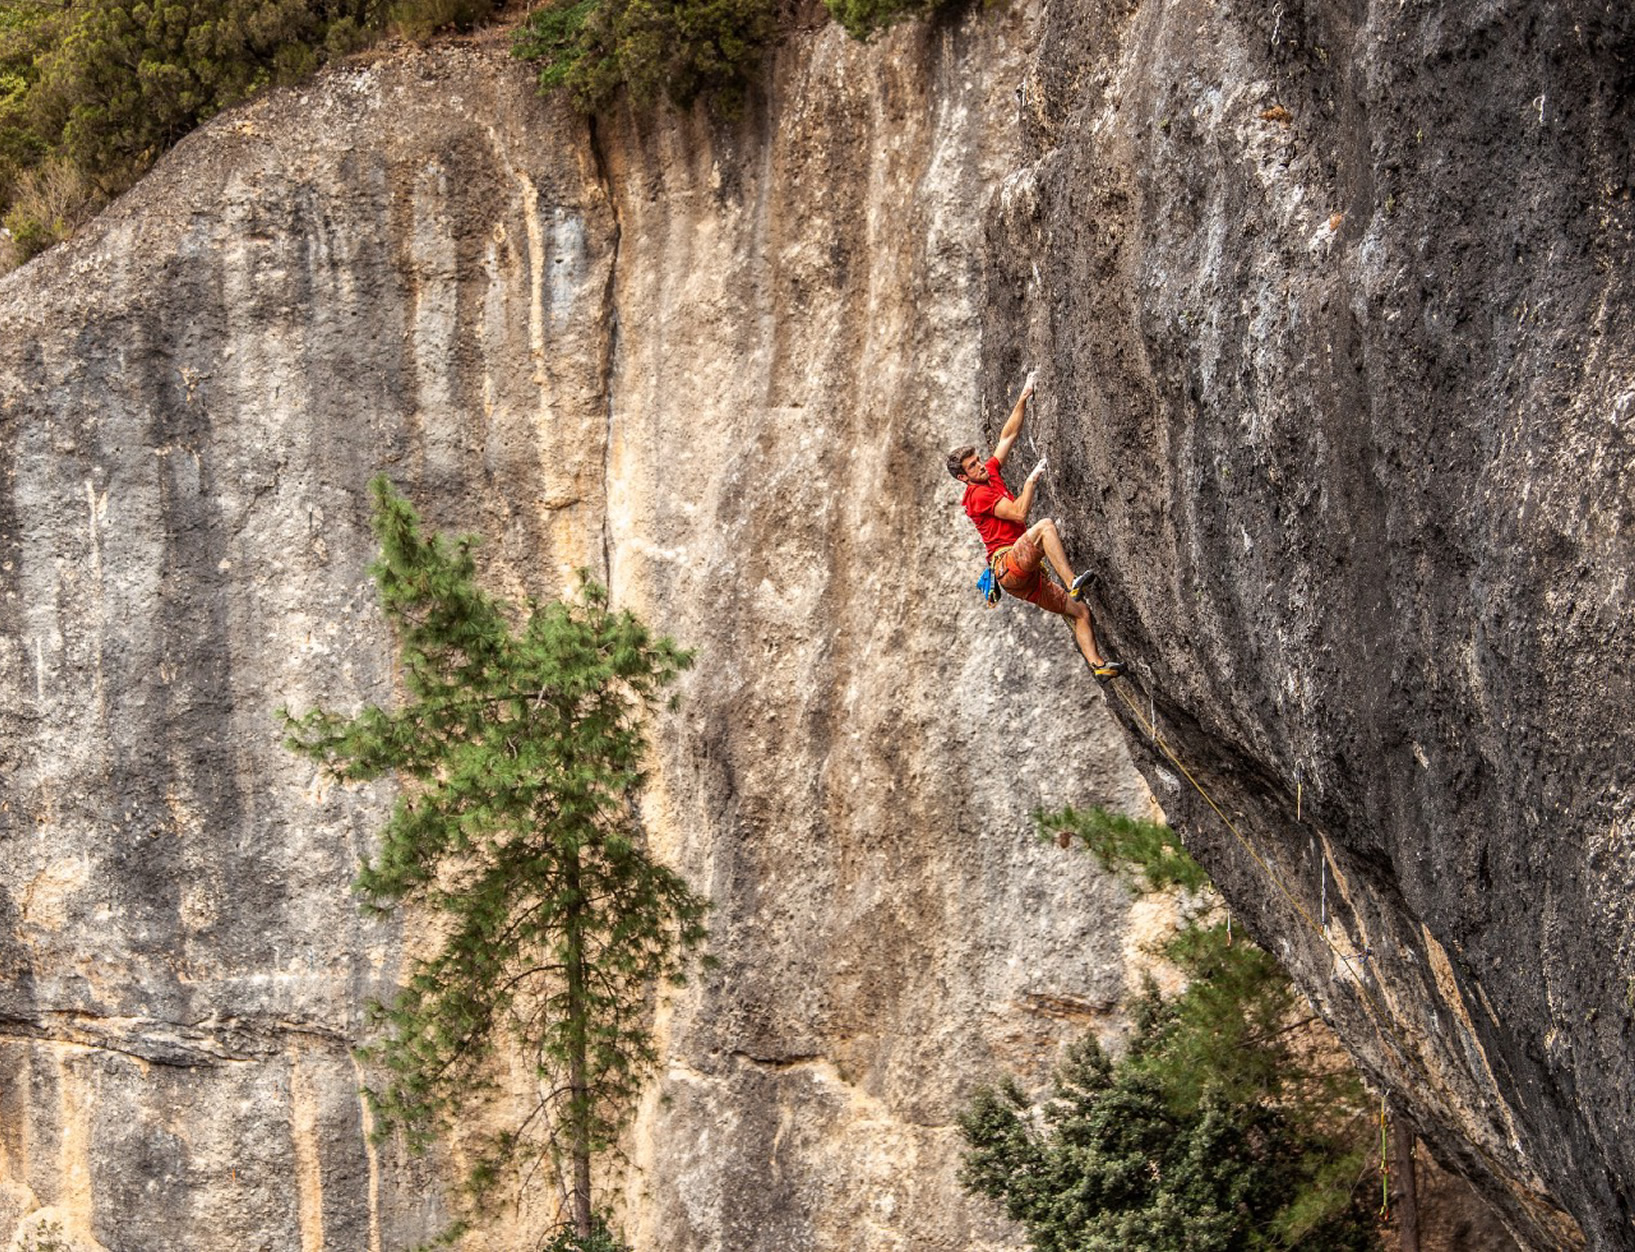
{"left": 947, "top": 376, "right": 1125, "bottom": 681}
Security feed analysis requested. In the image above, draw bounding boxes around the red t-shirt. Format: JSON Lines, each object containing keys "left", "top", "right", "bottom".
{"left": 962, "top": 457, "right": 1025, "bottom": 557}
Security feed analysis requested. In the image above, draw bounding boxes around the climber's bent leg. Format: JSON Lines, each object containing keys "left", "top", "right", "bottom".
{"left": 1024, "top": 518, "right": 1078, "bottom": 590}
{"left": 1000, "top": 524, "right": 1122, "bottom": 678}
{"left": 1056, "top": 598, "right": 1109, "bottom": 671}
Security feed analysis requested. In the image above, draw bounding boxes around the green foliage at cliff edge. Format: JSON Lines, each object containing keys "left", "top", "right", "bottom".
{"left": 0, "top": 0, "right": 499, "bottom": 267}
{"left": 510, "top": 0, "right": 956, "bottom": 114}
{"left": 1, "top": 0, "right": 971, "bottom": 269}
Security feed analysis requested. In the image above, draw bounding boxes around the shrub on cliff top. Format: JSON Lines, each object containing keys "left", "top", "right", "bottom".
{"left": 388, "top": 0, "right": 500, "bottom": 41}
{"left": 515, "top": 0, "right": 776, "bottom": 115}
{"left": 2, "top": 156, "right": 96, "bottom": 261}
{"left": 0, "top": 0, "right": 60, "bottom": 212}
{"left": 30, "top": 0, "right": 388, "bottom": 183}
{"left": 0, "top": 0, "right": 496, "bottom": 269}
{"left": 512, "top": 0, "right": 968, "bottom": 115}
{"left": 822, "top": 0, "right": 958, "bottom": 41}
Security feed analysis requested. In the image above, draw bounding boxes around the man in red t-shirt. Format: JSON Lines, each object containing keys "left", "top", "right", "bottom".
{"left": 947, "top": 377, "right": 1124, "bottom": 681}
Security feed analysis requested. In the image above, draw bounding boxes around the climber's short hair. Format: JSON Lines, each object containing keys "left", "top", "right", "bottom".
{"left": 946, "top": 445, "right": 977, "bottom": 480}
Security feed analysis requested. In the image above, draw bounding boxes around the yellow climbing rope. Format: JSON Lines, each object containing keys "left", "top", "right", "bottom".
{"left": 1103, "top": 671, "right": 1412, "bottom": 1215}
{"left": 1105, "top": 675, "right": 1362, "bottom": 976}
{"left": 1380, "top": 1095, "right": 1392, "bottom": 1220}
{"left": 1099, "top": 671, "right": 1566, "bottom": 1228}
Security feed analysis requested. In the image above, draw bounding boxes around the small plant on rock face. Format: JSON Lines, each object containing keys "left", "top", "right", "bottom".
{"left": 544, "top": 1216, "right": 632, "bottom": 1252}
{"left": 19, "top": 1220, "right": 69, "bottom": 1252}
{"left": 1, "top": 156, "right": 97, "bottom": 263}
{"left": 1044, "top": 803, "right": 1211, "bottom": 893}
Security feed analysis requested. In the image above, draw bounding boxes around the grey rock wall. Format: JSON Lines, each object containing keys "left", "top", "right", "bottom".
{"left": 977, "top": 0, "right": 1633, "bottom": 1248}
{"left": 2, "top": 0, "right": 1630, "bottom": 1247}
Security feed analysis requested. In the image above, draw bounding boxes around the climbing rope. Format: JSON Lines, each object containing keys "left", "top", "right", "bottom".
{"left": 1097, "top": 672, "right": 1577, "bottom": 1226}
{"left": 1105, "top": 675, "right": 1366, "bottom": 979}
{"left": 1105, "top": 672, "right": 1412, "bottom": 1011}
{"left": 1380, "top": 1095, "right": 1392, "bottom": 1220}
{"left": 1101, "top": 671, "right": 1415, "bottom": 1217}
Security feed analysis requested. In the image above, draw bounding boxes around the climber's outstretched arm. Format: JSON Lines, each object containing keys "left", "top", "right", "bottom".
{"left": 992, "top": 459, "right": 1046, "bottom": 523}
{"left": 991, "top": 375, "right": 1035, "bottom": 468}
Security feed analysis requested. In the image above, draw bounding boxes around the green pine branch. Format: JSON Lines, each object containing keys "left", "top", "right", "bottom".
{"left": 282, "top": 476, "right": 708, "bottom": 1245}
{"left": 960, "top": 806, "right": 1382, "bottom": 1252}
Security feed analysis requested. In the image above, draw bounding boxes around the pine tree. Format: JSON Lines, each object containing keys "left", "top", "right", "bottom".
{"left": 958, "top": 807, "right": 1381, "bottom": 1252}
{"left": 283, "top": 477, "right": 709, "bottom": 1245}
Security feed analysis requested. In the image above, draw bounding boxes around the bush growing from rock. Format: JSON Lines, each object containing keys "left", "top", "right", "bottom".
{"left": 388, "top": 0, "right": 501, "bottom": 41}
{"left": 959, "top": 808, "right": 1382, "bottom": 1251}
{"left": 1, "top": 156, "right": 97, "bottom": 263}
{"left": 821, "top": 0, "right": 958, "bottom": 41}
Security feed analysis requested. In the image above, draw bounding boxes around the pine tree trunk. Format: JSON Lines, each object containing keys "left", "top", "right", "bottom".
{"left": 566, "top": 846, "right": 593, "bottom": 1241}
{"left": 1391, "top": 1112, "right": 1420, "bottom": 1252}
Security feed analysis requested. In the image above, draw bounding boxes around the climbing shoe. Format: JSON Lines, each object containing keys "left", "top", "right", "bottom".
{"left": 1069, "top": 570, "right": 1094, "bottom": 601}
{"left": 1091, "top": 659, "right": 1125, "bottom": 682}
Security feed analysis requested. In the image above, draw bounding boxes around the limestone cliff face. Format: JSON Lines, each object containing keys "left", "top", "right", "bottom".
{"left": 0, "top": 24, "right": 1150, "bottom": 1252}
{"left": 0, "top": 1, "right": 1630, "bottom": 1250}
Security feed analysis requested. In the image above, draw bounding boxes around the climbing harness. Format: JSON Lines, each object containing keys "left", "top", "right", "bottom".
{"left": 979, "top": 545, "right": 1018, "bottom": 607}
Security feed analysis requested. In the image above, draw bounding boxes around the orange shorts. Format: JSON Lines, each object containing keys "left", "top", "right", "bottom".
{"left": 992, "top": 535, "right": 1069, "bottom": 615}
